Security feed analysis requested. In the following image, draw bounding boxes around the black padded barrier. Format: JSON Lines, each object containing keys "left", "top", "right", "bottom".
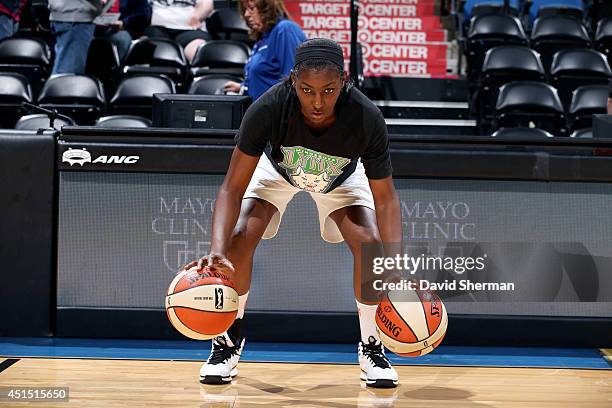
{"left": 53, "top": 127, "right": 612, "bottom": 347}
{"left": 0, "top": 130, "right": 56, "bottom": 336}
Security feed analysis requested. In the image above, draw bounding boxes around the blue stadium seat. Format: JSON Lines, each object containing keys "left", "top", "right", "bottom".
{"left": 463, "top": 0, "right": 520, "bottom": 22}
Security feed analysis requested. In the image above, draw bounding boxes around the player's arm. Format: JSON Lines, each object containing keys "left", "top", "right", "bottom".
{"left": 209, "top": 147, "right": 259, "bottom": 256}
{"left": 186, "top": 95, "right": 270, "bottom": 270}
{"left": 183, "top": 147, "right": 259, "bottom": 271}
{"left": 368, "top": 176, "right": 402, "bottom": 246}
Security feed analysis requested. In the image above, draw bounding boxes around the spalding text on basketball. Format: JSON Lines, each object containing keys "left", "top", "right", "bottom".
{"left": 376, "top": 307, "right": 402, "bottom": 338}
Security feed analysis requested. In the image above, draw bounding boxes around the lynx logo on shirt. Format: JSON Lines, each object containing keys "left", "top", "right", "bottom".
{"left": 279, "top": 146, "right": 350, "bottom": 193}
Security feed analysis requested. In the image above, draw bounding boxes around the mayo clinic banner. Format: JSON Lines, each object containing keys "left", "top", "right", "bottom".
{"left": 284, "top": 0, "right": 451, "bottom": 77}
{"left": 57, "top": 173, "right": 612, "bottom": 318}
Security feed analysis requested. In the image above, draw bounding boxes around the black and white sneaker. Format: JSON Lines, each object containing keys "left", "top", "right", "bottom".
{"left": 358, "top": 336, "right": 399, "bottom": 388}
{"left": 199, "top": 320, "right": 245, "bottom": 385}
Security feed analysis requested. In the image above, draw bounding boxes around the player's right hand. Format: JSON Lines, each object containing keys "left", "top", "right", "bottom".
{"left": 181, "top": 253, "right": 234, "bottom": 274}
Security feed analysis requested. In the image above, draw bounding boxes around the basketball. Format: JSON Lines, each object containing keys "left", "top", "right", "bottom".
{"left": 376, "top": 289, "right": 448, "bottom": 357}
{"left": 165, "top": 266, "right": 238, "bottom": 340}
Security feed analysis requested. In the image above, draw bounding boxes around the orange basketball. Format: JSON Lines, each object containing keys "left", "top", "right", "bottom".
{"left": 165, "top": 266, "right": 238, "bottom": 340}
{"left": 376, "top": 289, "right": 448, "bottom": 357}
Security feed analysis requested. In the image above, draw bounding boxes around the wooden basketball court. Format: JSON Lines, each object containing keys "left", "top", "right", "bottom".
{"left": 1, "top": 357, "right": 611, "bottom": 407}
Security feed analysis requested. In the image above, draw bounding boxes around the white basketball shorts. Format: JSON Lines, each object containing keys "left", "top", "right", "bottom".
{"left": 243, "top": 154, "right": 375, "bottom": 243}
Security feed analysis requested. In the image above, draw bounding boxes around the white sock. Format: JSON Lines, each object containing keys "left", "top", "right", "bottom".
{"left": 237, "top": 292, "right": 249, "bottom": 319}
{"left": 356, "top": 300, "right": 380, "bottom": 343}
{"left": 216, "top": 292, "right": 249, "bottom": 347}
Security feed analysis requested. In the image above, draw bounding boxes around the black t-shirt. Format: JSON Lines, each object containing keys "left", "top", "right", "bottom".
{"left": 236, "top": 81, "right": 392, "bottom": 193}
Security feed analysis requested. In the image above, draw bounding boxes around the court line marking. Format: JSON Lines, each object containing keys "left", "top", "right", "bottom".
{"left": 1, "top": 356, "right": 610, "bottom": 371}
{"left": 0, "top": 359, "right": 20, "bottom": 374}
{"left": 600, "top": 349, "right": 612, "bottom": 368}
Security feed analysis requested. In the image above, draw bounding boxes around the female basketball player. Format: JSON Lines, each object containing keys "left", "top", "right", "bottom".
{"left": 185, "top": 38, "right": 402, "bottom": 388}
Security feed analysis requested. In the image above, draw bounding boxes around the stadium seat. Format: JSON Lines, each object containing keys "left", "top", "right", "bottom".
{"left": 95, "top": 115, "right": 152, "bottom": 128}
{"left": 205, "top": 8, "right": 250, "bottom": 43}
{"left": 528, "top": 0, "right": 584, "bottom": 23}
{"left": 110, "top": 75, "right": 175, "bottom": 118}
{"left": 549, "top": 49, "right": 611, "bottom": 107}
{"left": 189, "top": 74, "right": 244, "bottom": 95}
{"left": 123, "top": 38, "right": 188, "bottom": 91}
{"left": 37, "top": 74, "right": 105, "bottom": 125}
{"left": 0, "top": 37, "right": 50, "bottom": 96}
{"left": 465, "top": 14, "right": 527, "bottom": 82}
{"left": 591, "top": 0, "right": 612, "bottom": 26}
{"left": 567, "top": 85, "right": 608, "bottom": 132}
{"left": 0, "top": 72, "right": 32, "bottom": 128}
{"left": 595, "top": 18, "right": 612, "bottom": 65}
{"left": 494, "top": 81, "right": 567, "bottom": 136}
{"left": 490, "top": 127, "right": 554, "bottom": 138}
{"left": 530, "top": 16, "right": 591, "bottom": 71}
{"left": 570, "top": 128, "right": 593, "bottom": 138}
{"left": 190, "top": 40, "right": 249, "bottom": 78}
{"left": 477, "top": 46, "right": 546, "bottom": 133}
{"left": 463, "top": 0, "right": 520, "bottom": 22}
{"left": 14, "top": 113, "right": 74, "bottom": 130}
{"left": 86, "top": 37, "right": 121, "bottom": 97}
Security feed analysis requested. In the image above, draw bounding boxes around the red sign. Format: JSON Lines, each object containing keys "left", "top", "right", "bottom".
{"left": 285, "top": 0, "right": 451, "bottom": 78}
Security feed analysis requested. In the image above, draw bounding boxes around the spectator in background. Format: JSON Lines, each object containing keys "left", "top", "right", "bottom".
{"left": 101, "top": 0, "right": 151, "bottom": 62}
{"left": 224, "top": 0, "right": 306, "bottom": 100}
{"left": 146, "top": 0, "right": 213, "bottom": 63}
{"left": 0, "top": 0, "right": 28, "bottom": 39}
{"left": 49, "top": 0, "right": 106, "bottom": 74}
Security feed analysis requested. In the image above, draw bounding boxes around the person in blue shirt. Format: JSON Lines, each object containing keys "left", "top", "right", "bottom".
{"left": 223, "top": 0, "right": 306, "bottom": 100}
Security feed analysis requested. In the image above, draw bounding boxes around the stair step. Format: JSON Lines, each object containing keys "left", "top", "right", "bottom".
{"left": 376, "top": 101, "right": 470, "bottom": 120}
{"left": 386, "top": 119, "right": 477, "bottom": 136}
{"left": 385, "top": 119, "right": 476, "bottom": 126}
{"left": 377, "top": 101, "right": 469, "bottom": 109}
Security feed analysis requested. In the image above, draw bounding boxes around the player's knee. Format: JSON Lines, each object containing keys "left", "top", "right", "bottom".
{"left": 346, "top": 228, "right": 381, "bottom": 251}
{"left": 358, "top": 227, "right": 381, "bottom": 244}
